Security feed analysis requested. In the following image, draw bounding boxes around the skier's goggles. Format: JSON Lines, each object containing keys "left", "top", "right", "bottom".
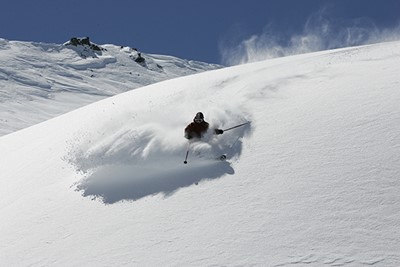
{"left": 194, "top": 118, "right": 203, "bottom": 123}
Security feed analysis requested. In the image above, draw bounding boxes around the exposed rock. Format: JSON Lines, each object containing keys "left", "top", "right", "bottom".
{"left": 64, "top": 37, "right": 106, "bottom": 58}
{"left": 134, "top": 52, "right": 145, "bottom": 64}
{"left": 66, "top": 37, "right": 105, "bottom": 51}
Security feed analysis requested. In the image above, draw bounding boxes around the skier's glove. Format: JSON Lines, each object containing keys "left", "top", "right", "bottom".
{"left": 214, "top": 129, "right": 224, "bottom": 135}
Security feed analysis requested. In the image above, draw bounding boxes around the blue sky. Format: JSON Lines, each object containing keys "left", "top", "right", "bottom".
{"left": 1, "top": 0, "right": 399, "bottom": 65}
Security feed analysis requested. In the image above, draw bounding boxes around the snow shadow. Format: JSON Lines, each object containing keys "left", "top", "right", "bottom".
{"left": 67, "top": 110, "right": 251, "bottom": 204}
{"left": 76, "top": 159, "right": 234, "bottom": 204}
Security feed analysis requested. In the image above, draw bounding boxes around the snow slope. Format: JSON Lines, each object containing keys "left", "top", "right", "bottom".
{"left": 1, "top": 41, "right": 400, "bottom": 266}
{"left": 0, "top": 38, "right": 220, "bottom": 136}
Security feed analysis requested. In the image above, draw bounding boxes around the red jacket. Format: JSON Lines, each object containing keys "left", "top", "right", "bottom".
{"left": 184, "top": 121, "right": 209, "bottom": 139}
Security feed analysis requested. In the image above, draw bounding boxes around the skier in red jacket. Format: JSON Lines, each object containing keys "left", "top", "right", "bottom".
{"left": 184, "top": 112, "right": 223, "bottom": 140}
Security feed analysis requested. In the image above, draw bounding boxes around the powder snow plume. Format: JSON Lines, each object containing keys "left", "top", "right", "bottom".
{"left": 220, "top": 7, "right": 400, "bottom": 65}
{"left": 66, "top": 96, "right": 251, "bottom": 203}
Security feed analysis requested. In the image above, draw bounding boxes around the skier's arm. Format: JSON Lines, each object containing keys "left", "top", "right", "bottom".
{"left": 185, "top": 124, "right": 194, "bottom": 139}
{"left": 185, "top": 131, "right": 193, "bottom": 139}
{"left": 184, "top": 128, "right": 193, "bottom": 139}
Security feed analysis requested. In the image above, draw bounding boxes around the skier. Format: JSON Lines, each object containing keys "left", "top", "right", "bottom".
{"left": 184, "top": 112, "right": 224, "bottom": 140}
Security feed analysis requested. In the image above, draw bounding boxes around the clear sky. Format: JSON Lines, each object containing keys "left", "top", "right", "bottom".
{"left": 1, "top": 0, "right": 399, "bottom": 65}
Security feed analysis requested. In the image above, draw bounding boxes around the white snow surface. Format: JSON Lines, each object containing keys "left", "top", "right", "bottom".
{"left": 0, "top": 38, "right": 220, "bottom": 136}
{"left": 1, "top": 41, "right": 400, "bottom": 266}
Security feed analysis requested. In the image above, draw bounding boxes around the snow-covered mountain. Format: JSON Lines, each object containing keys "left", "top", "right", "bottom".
{"left": 0, "top": 37, "right": 220, "bottom": 136}
{"left": 1, "top": 40, "right": 400, "bottom": 266}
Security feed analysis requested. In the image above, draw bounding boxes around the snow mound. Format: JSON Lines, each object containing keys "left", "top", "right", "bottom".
{"left": 0, "top": 38, "right": 221, "bottom": 136}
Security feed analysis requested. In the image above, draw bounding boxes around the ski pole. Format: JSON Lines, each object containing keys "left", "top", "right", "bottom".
{"left": 183, "top": 142, "right": 190, "bottom": 164}
{"left": 223, "top": 121, "right": 251, "bottom": 132}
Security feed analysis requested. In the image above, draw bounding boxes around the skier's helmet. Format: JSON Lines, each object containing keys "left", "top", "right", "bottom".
{"left": 194, "top": 112, "right": 204, "bottom": 123}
